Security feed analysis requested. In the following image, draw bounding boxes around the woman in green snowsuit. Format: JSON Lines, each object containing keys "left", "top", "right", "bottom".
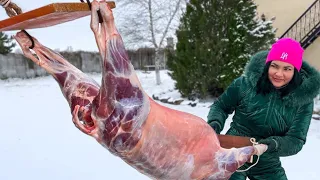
{"left": 207, "top": 38, "right": 320, "bottom": 179}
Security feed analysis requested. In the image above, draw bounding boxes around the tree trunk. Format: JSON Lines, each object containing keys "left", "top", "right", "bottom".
{"left": 155, "top": 48, "right": 161, "bottom": 85}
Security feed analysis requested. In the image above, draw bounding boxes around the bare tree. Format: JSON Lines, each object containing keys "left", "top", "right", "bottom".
{"left": 115, "top": 0, "right": 186, "bottom": 85}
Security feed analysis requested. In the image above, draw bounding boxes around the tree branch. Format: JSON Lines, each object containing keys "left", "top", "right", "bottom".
{"left": 158, "top": 0, "right": 182, "bottom": 47}
{"left": 148, "top": 0, "right": 158, "bottom": 48}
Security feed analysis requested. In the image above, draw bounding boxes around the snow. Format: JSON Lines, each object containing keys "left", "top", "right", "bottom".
{"left": 1, "top": 70, "right": 320, "bottom": 179}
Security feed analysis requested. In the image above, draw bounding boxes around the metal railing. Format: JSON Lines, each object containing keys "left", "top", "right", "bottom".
{"left": 280, "top": 0, "right": 320, "bottom": 49}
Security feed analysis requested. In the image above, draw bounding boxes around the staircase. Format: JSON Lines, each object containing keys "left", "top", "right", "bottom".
{"left": 281, "top": 0, "right": 320, "bottom": 49}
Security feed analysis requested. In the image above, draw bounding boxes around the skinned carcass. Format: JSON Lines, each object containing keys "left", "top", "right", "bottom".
{"left": 14, "top": 1, "right": 266, "bottom": 179}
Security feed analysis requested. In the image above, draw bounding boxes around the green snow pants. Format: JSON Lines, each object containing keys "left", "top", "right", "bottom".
{"left": 229, "top": 169, "right": 288, "bottom": 180}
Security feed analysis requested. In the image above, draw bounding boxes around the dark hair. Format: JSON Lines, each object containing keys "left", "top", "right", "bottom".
{"left": 256, "top": 61, "right": 303, "bottom": 97}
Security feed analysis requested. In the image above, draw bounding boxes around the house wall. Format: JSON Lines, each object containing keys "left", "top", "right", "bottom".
{"left": 254, "top": 0, "right": 320, "bottom": 70}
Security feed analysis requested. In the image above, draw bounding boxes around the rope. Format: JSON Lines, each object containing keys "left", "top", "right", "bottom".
{"left": 0, "top": 0, "right": 34, "bottom": 49}
{"left": 0, "top": 0, "right": 22, "bottom": 17}
{"left": 0, "top": 0, "right": 10, "bottom": 7}
{"left": 235, "top": 138, "right": 261, "bottom": 173}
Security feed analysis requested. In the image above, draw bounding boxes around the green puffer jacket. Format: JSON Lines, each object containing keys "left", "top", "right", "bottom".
{"left": 207, "top": 50, "right": 320, "bottom": 174}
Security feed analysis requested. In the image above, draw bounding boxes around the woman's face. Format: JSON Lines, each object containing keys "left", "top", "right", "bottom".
{"left": 268, "top": 60, "right": 295, "bottom": 88}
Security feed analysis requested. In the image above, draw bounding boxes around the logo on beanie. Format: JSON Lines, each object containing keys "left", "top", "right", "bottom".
{"left": 280, "top": 52, "right": 288, "bottom": 60}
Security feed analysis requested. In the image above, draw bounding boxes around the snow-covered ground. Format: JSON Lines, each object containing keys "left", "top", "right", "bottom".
{"left": 1, "top": 70, "right": 319, "bottom": 180}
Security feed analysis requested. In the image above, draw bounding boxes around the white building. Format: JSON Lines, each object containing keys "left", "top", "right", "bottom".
{"left": 254, "top": 0, "right": 320, "bottom": 70}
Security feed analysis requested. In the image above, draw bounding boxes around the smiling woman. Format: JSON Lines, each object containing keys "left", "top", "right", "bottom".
{"left": 207, "top": 37, "right": 320, "bottom": 180}
{"left": 256, "top": 38, "right": 304, "bottom": 98}
{"left": 256, "top": 60, "right": 303, "bottom": 98}
{"left": 268, "top": 61, "right": 295, "bottom": 88}
{"left": 266, "top": 38, "right": 304, "bottom": 88}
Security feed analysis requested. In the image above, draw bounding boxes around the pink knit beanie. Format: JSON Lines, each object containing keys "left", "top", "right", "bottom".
{"left": 266, "top": 38, "right": 304, "bottom": 71}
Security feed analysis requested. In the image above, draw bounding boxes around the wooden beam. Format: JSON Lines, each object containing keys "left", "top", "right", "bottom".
{"left": 218, "top": 134, "right": 253, "bottom": 149}
{"left": 0, "top": 2, "right": 116, "bottom": 31}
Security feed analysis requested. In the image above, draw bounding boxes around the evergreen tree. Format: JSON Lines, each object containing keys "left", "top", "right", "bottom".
{"left": 167, "top": 0, "right": 275, "bottom": 98}
{"left": 0, "top": 32, "right": 15, "bottom": 55}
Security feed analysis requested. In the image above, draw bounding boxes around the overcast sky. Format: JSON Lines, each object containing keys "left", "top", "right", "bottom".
{"left": 0, "top": 0, "right": 122, "bottom": 52}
